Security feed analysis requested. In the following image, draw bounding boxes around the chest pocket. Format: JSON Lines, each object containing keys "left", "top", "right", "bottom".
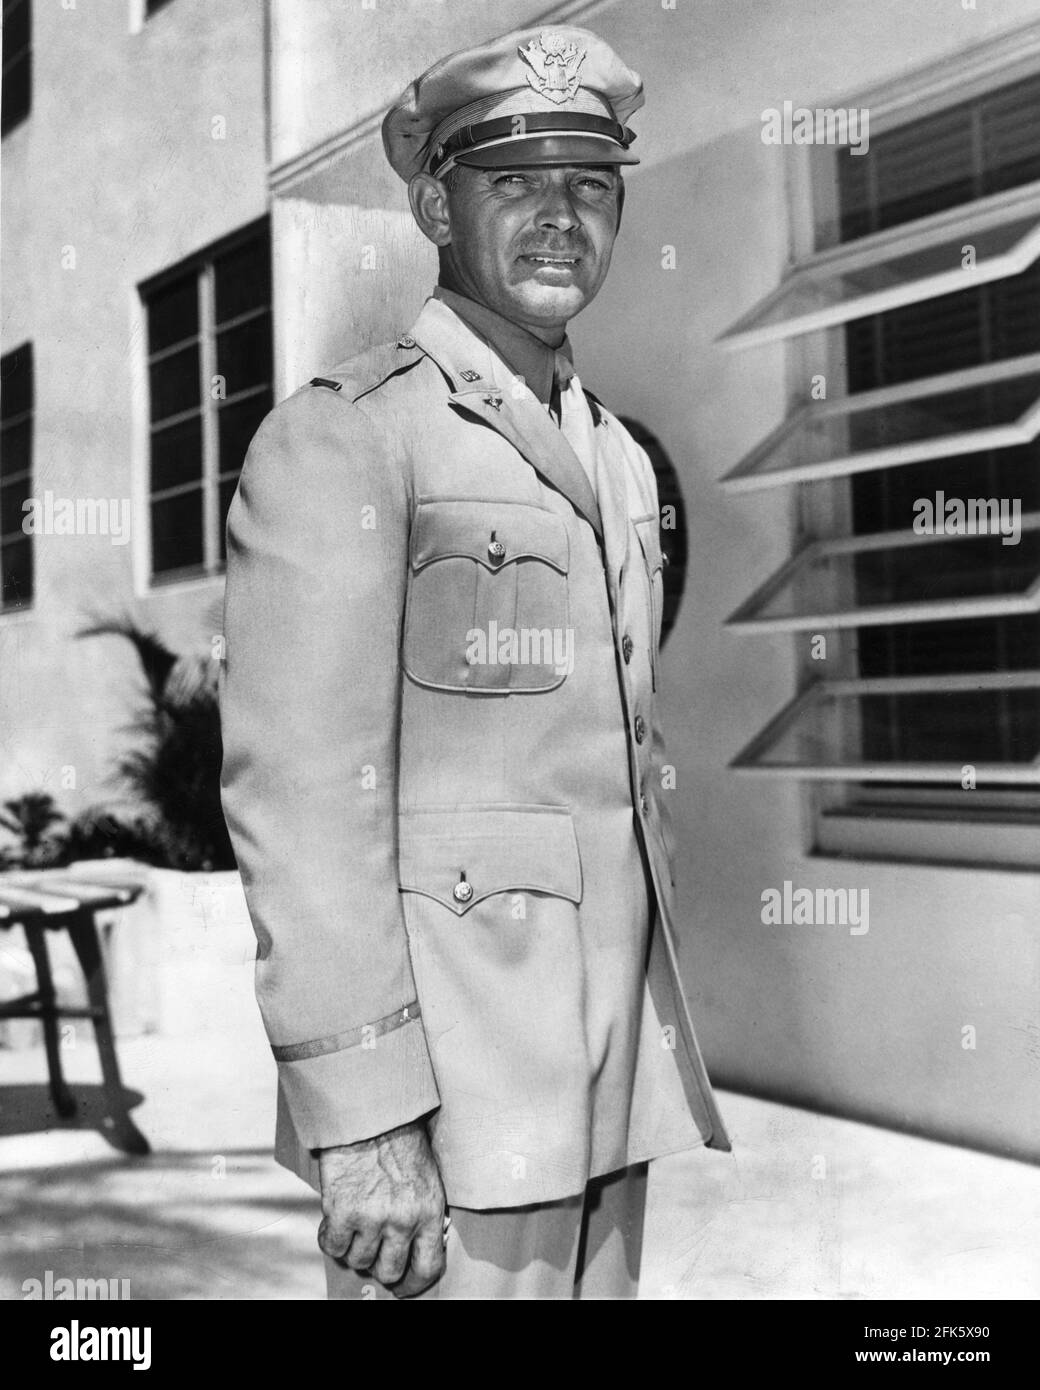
{"left": 403, "top": 499, "right": 571, "bottom": 693}
{"left": 633, "top": 514, "right": 664, "bottom": 690}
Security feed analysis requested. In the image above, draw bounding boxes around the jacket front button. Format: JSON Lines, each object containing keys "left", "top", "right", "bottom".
{"left": 640, "top": 793, "right": 649, "bottom": 815}
{"left": 453, "top": 876, "right": 473, "bottom": 904}
{"left": 622, "top": 634, "right": 634, "bottom": 663}
{"left": 634, "top": 715, "right": 647, "bottom": 744}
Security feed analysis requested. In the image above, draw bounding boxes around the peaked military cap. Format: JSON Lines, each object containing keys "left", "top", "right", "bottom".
{"left": 382, "top": 25, "right": 644, "bottom": 182}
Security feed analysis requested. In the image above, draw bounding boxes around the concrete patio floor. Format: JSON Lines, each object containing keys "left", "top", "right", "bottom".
{"left": 0, "top": 877, "right": 1035, "bottom": 1300}
{"left": 1, "top": 1023, "right": 1037, "bottom": 1299}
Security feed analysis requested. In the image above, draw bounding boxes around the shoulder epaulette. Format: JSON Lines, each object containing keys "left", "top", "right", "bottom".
{"left": 302, "top": 339, "right": 425, "bottom": 406}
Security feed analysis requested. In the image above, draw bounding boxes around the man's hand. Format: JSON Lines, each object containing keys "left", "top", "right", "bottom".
{"left": 318, "top": 1118, "right": 447, "bottom": 1298}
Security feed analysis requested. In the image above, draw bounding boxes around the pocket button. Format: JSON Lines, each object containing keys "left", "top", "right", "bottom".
{"left": 453, "top": 876, "right": 474, "bottom": 904}
{"left": 488, "top": 538, "right": 506, "bottom": 563}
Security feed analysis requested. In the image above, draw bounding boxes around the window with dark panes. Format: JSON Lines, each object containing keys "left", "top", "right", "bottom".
{"left": 143, "top": 221, "right": 271, "bottom": 581}
{"left": 213, "top": 231, "right": 273, "bottom": 563}
{"left": 839, "top": 74, "right": 1040, "bottom": 772}
{"left": 2, "top": 0, "right": 31, "bottom": 137}
{"left": 721, "top": 70, "right": 1040, "bottom": 802}
{"left": 0, "top": 343, "right": 34, "bottom": 610}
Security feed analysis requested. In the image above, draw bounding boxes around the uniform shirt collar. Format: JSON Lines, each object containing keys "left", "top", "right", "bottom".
{"left": 433, "top": 285, "right": 574, "bottom": 404}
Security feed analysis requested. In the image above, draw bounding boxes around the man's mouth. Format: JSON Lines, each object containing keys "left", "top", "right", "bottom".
{"left": 519, "top": 254, "right": 581, "bottom": 265}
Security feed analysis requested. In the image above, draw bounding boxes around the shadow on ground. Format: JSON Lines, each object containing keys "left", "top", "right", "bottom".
{"left": 0, "top": 1148, "right": 323, "bottom": 1300}
{"left": 0, "top": 1084, "right": 148, "bottom": 1151}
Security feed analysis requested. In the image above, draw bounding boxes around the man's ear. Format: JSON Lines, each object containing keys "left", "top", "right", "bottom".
{"left": 409, "top": 173, "right": 453, "bottom": 247}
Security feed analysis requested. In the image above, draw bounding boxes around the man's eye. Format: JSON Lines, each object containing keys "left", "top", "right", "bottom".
{"left": 494, "top": 174, "right": 530, "bottom": 187}
{"left": 575, "top": 177, "right": 612, "bottom": 192}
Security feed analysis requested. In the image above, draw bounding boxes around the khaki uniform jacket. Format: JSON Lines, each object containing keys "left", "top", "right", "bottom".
{"left": 220, "top": 296, "right": 730, "bottom": 1209}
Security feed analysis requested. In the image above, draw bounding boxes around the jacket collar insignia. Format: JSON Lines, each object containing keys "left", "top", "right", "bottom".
{"left": 407, "top": 297, "right": 604, "bottom": 540}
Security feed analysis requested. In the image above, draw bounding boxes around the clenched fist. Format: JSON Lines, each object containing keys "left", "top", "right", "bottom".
{"left": 318, "top": 1118, "right": 448, "bottom": 1298}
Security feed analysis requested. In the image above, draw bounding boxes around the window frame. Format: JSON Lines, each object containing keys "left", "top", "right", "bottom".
{"left": 721, "top": 351, "right": 1040, "bottom": 492}
{"left": 139, "top": 217, "right": 271, "bottom": 589}
{"left": 1, "top": 0, "right": 31, "bottom": 138}
{"left": 726, "top": 511, "right": 1040, "bottom": 634}
{"left": 0, "top": 341, "right": 34, "bottom": 615}
{"left": 724, "top": 26, "right": 1040, "bottom": 867}
{"left": 731, "top": 670, "right": 1040, "bottom": 785}
{"left": 719, "top": 186, "right": 1040, "bottom": 352}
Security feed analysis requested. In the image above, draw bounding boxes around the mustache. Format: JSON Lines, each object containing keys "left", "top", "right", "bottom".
{"left": 515, "top": 239, "right": 589, "bottom": 257}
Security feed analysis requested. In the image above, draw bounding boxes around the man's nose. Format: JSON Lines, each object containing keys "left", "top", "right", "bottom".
{"left": 535, "top": 181, "right": 581, "bottom": 232}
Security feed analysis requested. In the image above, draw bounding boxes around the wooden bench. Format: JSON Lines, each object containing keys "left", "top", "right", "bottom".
{"left": 0, "top": 868, "right": 149, "bottom": 1154}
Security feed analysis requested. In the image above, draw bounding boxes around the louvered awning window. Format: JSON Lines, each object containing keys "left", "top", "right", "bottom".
{"left": 723, "top": 71, "right": 1040, "bottom": 786}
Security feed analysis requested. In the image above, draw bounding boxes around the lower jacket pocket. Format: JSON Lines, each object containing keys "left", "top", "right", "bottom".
{"left": 397, "top": 804, "right": 582, "bottom": 914}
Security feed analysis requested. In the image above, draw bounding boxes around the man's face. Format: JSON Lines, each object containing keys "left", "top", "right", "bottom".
{"left": 438, "top": 164, "right": 622, "bottom": 338}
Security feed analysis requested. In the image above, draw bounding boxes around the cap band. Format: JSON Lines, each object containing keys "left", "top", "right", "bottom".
{"left": 431, "top": 111, "right": 635, "bottom": 175}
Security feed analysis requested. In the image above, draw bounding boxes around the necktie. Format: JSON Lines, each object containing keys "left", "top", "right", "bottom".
{"left": 547, "top": 352, "right": 571, "bottom": 428}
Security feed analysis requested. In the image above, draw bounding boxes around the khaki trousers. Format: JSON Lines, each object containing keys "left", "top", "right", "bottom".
{"left": 324, "top": 1162, "right": 649, "bottom": 1301}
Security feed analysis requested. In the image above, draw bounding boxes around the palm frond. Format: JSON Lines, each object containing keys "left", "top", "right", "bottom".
{"left": 77, "top": 616, "right": 178, "bottom": 702}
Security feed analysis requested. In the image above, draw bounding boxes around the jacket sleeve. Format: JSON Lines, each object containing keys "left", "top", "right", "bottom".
{"left": 219, "top": 385, "right": 440, "bottom": 1150}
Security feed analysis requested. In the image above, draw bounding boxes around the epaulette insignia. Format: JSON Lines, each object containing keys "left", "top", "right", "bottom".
{"left": 310, "top": 377, "right": 343, "bottom": 391}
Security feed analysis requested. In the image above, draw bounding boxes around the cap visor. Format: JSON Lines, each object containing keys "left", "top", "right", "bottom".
{"left": 454, "top": 134, "right": 639, "bottom": 170}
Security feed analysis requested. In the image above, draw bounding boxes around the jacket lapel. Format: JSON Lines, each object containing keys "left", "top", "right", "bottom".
{"left": 572, "top": 382, "right": 631, "bottom": 606}
{"left": 407, "top": 298, "right": 604, "bottom": 541}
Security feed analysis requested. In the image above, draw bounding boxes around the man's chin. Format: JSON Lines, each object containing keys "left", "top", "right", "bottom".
{"left": 507, "top": 281, "right": 591, "bottom": 326}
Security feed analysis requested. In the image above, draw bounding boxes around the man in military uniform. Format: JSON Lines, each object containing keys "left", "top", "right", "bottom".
{"left": 220, "top": 24, "right": 729, "bottom": 1301}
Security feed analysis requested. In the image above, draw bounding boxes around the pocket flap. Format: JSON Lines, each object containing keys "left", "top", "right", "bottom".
{"left": 634, "top": 514, "right": 664, "bottom": 575}
{"left": 411, "top": 500, "right": 569, "bottom": 574}
{"left": 398, "top": 805, "right": 582, "bottom": 915}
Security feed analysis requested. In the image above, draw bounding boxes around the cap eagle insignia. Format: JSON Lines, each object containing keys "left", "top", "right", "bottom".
{"left": 519, "top": 32, "right": 587, "bottom": 104}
